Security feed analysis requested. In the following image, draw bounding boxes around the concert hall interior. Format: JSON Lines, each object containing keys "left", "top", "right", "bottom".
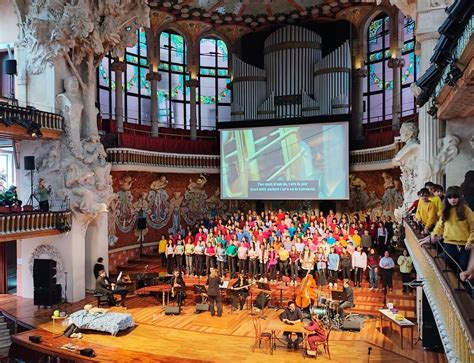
{"left": 0, "top": 0, "right": 473, "bottom": 362}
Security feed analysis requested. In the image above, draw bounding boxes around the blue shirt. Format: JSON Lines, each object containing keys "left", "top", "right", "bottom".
{"left": 327, "top": 253, "right": 340, "bottom": 270}
{"left": 379, "top": 256, "right": 395, "bottom": 269}
{"left": 288, "top": 227, "right": 297, "bottom": 238}
{"left": 327, "top": 237, "right": 336, "bottom": 246}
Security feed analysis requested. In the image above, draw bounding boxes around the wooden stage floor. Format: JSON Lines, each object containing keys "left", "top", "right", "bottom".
{"left": 0, "top": 293, "right": 446, "bottom": 363}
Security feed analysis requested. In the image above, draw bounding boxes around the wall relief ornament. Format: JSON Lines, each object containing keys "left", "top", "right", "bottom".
{"left": 29, "top": 244, "right": 64, "bottom": 280}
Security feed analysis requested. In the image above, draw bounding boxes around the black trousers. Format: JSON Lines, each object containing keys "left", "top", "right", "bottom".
{"left": 195, "top": 255, "right": 204, "bottom": 276}
{"left": 381, "top": 268, "right": 393, "bottom": 290}
{"left": 354, "top": 267, "right": 364, "bottom": 285}
{"left": 208, "top": 294, "right": 222, "bottom": 316}
{"left": 232, "top": 291, "right": 248, "bottom": 310}
{"left": 341, "top": 265, "right": 351, "bottom": 280}
{"left": 401, "top": 272, "right": 411, "bottom": 292}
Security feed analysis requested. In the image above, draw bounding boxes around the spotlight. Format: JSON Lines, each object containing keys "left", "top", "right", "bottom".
{"left": 445, "top": 59, "right": 463, "bottom": 86}
{"left": 15, "top": 118, "right": 43, "bottom": 138}
{"left": 0, "top": 116, "right": 15, "bottom": 127}
{"left": 427, "top": 102, "right": 438, "bottom": 117}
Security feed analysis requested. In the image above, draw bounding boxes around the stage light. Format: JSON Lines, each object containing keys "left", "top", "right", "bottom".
{"left": 445, "top": 59, "right": 463, "bottom": 87}
{"left": 15, "top": 117, "right": 43, "bottom": 138}
{"left": 430, "top": 35, "right": 454, "bottom": 67}
{"left": 427, "top": 100, "right": 438, "bottom": 117}
{"left": 0, "top": 116, "right": 15, "bottom": 127}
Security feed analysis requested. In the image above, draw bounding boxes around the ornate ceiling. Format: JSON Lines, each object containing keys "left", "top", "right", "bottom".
{"left": 149, "top": 0, "right": 373, "bottom": 29}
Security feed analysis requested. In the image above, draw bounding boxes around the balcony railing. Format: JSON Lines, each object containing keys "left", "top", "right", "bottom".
{"left": 350, "top": 139, "right": 402, "bottom": 165}
{"left": 0, "top": 211, "right": 72, "bottom": 238}
{"left": 107, "top": 148, "right": 220, "bottom": 170}
{"left": 403, "top": 219, "right": 474, "bottom": 362}
{"left": 0, "top": 103, "right": 64, "bottom": 131}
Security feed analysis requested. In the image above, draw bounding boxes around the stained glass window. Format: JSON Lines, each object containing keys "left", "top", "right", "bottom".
{"left": 365, "top": 14, "right": 392, "bottom": 123}
{"left": 364, "top": 15, "right": 418, "bottom": 123}
{"left": 97, "top": 30, "right": 230, "bottom": 130}
{"left": 199, "top": 38, "right": 231, "bottom": 129}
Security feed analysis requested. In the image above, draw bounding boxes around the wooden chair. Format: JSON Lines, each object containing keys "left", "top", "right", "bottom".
{"left": 251, "top": 316, "right": 273, "bottom": 355}
{"left": 320, "top": 325, "right": 333, "bottom": 359}
{"left": 93, "top": 291, "right": 109, "bottom": 307}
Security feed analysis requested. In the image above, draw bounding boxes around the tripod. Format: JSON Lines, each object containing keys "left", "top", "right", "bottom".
{"left": 25, "top": 169, "right": 37, "bottom": 207}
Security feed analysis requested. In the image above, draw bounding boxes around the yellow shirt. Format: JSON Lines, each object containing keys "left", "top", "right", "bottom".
{"left": 432, "top": 205, "right": 474, "bottom": 246}
{"left": 417, "top": 196, "right": 443, "bottom": 218}
{"left": 278, "top": 249, "right": 289, "bottom": 262}
{"left": 416, "top": 200, "right": 438, "bottom": 230}
{"left": 351, "top": 235, "right": 361, "bottom": 247}
{"left": 158, "top": 239, "right": 167, "bottom": 253}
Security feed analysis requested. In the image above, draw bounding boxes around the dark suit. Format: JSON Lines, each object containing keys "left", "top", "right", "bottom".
{"left": 231, "top": 278, "right": 249, "bottom": 310}
{"left": 96, "top": 276, "right": 116, "bottom": 306}
{"left": 206, "top": 275, "right": 223, "bottom": 316}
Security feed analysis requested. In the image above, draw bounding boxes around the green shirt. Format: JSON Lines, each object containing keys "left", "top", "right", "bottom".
{"left": 226, "top": 244, "right": 237, "bottom": 257}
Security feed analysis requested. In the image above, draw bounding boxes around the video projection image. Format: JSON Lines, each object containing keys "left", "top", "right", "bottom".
{"left": 220, "top": 122, "right": 349, "bottom": 200}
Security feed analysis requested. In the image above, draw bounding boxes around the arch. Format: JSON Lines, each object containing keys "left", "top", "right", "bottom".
{"left": 360, "top": 7, "right": 393, "bottom": 59}
{"left": 198, "top": 30, "right": 232, "bottom": 55}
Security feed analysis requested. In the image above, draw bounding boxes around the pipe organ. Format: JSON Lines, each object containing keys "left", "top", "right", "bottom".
{"left": 231, "top": 25, "right": 351, "bottom": 121}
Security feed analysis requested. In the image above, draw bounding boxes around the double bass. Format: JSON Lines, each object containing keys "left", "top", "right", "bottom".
{"left": 295, "top": 271, "right": 317, "bottom": 308}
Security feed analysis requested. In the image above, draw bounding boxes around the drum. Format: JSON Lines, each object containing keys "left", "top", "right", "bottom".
{"left": 318, "top": 296, "right": 328, "bottom": 306}
{"left": 310, "top": 307, "right": 328, "bottom": 318}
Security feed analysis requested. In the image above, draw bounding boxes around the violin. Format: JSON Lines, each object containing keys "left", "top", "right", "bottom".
{"left": 295, "top": 271, "right": 317, "bottom": 308}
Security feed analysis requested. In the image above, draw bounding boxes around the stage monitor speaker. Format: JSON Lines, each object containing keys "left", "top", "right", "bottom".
{"left": 341, "top": 317, "right": 364, "bottom": 331}
{"left": 34, "top": 284, "right": 61, "bottom": 306}
{"left": 33, "top": 259, "right": 57, "bottom": 288}
{"left": 254, "top": 292, "right": 270, "bottom": 310}
{"left": 24, "top": 156, "right": 35, "bottom": 171}
{"left": 4, "top": 59, "right": 17, "bottom": 75}
{"left": 422, "top": 291, "right": 444, "bottom": 351}
{"left": 164, "top": 306, "right": 181, "bottom": 315}
{"left": 195, "top": 303, "right": 209, "bottom": 313}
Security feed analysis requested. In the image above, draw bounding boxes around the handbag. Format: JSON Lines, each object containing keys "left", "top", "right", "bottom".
{"left": 80, "top": 348, "right": 96, "bottom": 357}
{"left": 63, "top": 323, "right": 78, "bottom": 338}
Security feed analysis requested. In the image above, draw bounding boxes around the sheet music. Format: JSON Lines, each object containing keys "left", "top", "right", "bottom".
{"left": 117, "top": 271, "right": 123, "bottom": 283}
{"left": 219, "top": 280, "right": 229, "bottom": 289}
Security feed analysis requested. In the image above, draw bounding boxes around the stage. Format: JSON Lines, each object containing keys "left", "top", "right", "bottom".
{"left": 0, "top": 293, "right": 446, "bottom": 363}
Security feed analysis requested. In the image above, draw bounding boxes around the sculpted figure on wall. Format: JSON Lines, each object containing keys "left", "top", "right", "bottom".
{"left": 147, "top": 176, "right": 171, "bottom": 229}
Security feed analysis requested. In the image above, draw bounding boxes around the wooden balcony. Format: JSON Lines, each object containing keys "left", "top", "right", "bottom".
{"left": 0, "top": 211, "right": 72, "bottom": 242}
{"left": 404, "top": 220, "right": 474, "bottom": 362}
{"left": 107, "top": 148, "right": 220, "bottom": 173}
{"left": 0, "top": 102, "right": 63, "bottom": 140}
{"left": 350, "top": 139, "right": 403, "bottom": 171}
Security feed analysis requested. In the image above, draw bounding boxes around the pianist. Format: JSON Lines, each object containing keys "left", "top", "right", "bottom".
{"left": 95, "top": 270, "right": 128, "bottom": 308}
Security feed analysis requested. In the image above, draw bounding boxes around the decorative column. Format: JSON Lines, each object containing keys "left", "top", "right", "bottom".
{"left": 388, "top": 57, "right": 405, "bottom": 128}
{"left": 146, "top": 68, "right": 161, "bottom": 137}
{"left": 389, "top": 11, "right": 405, "bottom": 129}
{"left": 110, "top": 58, "right": 126, "bottom": 133}
{"left": 352, "top": 67, "right": 367, "bottom": 142}
{"left": 186, "top": 78, "right": 199, "bottom": 141}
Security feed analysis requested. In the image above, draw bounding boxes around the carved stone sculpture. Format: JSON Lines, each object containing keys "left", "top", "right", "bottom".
{"left": 393, "top": 122, "right": 421, "bottom": 218}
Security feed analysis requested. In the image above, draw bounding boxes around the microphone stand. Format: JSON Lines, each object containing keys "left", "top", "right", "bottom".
{"left": 367, "top": 346, "right": 372, "bottom": 363}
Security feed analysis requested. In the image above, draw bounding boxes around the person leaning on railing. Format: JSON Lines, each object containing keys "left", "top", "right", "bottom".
{"left": 421, "top": 186, "right": 474, "bottom": 273}
{"left": 415, "top": 188, "right": 439, "bottom": 235}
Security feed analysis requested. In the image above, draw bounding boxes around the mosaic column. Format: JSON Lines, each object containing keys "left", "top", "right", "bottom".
{"left": 110, "top": 58, "right": 126, "bottom": 133}
{"left": 186, "top": 78, "right": 199, "bottom": 141}
{"left": 146, "top": 69, "right": 161, "bottom": 137}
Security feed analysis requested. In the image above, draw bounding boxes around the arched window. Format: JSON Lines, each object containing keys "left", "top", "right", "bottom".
{"left": 199, "top": 38, "right": 231, "bottom": 129}
{"left": 364, "top": 14, "right": 392, "bottom": 123}
{"left": 97, "top": 31, "right": 231, "bottom": 130}
{"left": 98, "top": 29, "right": 151, "bottom": 124}
{"left": 158, "top": 31, "right": 189, "bottom": 128}
{"left": 400, "top": 17, "right": 418, "bottom": 117}
{"left": 363, "top": 15, "right": 418, "bottom": 123}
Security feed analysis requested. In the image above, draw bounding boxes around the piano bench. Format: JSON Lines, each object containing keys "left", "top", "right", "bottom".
{"left": 94, "top": 292, "right": 109, "bottom": 307}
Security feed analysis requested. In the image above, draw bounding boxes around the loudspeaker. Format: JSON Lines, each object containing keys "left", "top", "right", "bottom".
{"left": 24, "top": 156, "right": 35, "bottom": 171}
{"left": 34, "top": 284, "right": 61, "bottom": 306}
{"left": 195, "top": 303, "right": 209, "bottom": 313}
{"left": 33, "top": 259, "right": 57, "bottom": 288}
{"left": 4, "top": 59, "right": 17, "bottom": 75}
{"left": 254, "top": 292, "right": 270, "bottom": 310}
{"left": 422, "top": 292, "right": 444, "bottom": 351}
{"left": 164, "top": 306, "right": 181, "bottom": 315}
{"left": 341, "top": 317, "right": 364, "bottom": 331}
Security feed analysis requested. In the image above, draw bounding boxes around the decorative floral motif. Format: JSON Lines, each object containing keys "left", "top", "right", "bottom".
{"left": 29, "top": 244, "right": 64, "bottom": 279}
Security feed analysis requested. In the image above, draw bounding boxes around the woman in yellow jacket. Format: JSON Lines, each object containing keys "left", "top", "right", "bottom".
{"left": 430, "top": 186, "right": 474, "bottom": 271}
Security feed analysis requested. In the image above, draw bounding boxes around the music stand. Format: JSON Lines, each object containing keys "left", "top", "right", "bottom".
{"left": 331, "top": 290, "right": 347, "bottom": 301}
{"left": 193, "top": 284, "right": 207, "bottom": 303}
{"left": 256, "top": 282, "right": 271, "bottom": 291}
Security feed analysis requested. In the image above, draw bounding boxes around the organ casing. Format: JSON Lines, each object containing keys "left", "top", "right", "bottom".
{"left": 231, "top": 25, "right": 351, "bottom": 121}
